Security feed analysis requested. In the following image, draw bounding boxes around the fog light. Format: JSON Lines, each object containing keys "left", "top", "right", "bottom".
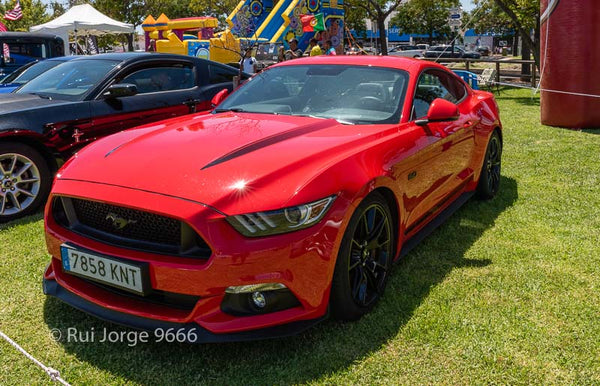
{"left": 221, "top": 286, "right": 301, "bottom": 316}
{"left": 251, "top": 291, "right": 266, "bottom": 308}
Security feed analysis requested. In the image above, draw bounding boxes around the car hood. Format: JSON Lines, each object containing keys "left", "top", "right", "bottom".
{"left": 0, "top": 93, "right": 74, "bottom": 114}
{"left": 58, "top": 112, "right": 393, "bottom": 214}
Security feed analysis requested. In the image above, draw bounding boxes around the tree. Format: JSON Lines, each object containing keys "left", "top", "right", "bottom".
{"left": 94, "top": 0, "right": 149, "bottom": 51}
{"left": 492, "top": 0, "right": 539, "bottom": 68}
{"left": 144, "top": 0, "right": 190, "bottom": 20}
{"left": 463, "top": 1, "right": 513, "bottom": 36}
{"left": 188, "top": 0, "right": 238, "bottom": 27}
{"left": 470, "top": 0, "right": 540, "bottom": 68}
{"left": 344, "top": 0, "right": 405, "bottom": 55}
{"left": 48, "top": 1, "right": 66, "bottom": 19}
{"left": 391, "top": 0, "right": 459, "bottom": 46}
{"left": 344, "top": 4, "right": 368, "bottom": 40}
{"left": 0, "top": 0, "right": 50, "bottom": 31}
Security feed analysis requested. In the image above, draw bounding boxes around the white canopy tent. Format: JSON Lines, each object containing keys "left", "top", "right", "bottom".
{"left": 30, "top": 4, "right": 134, "bottom": 54}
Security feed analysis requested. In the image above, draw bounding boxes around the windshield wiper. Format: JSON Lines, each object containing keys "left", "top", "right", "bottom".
{"left": 334, "top": 118, "right": 355, "bottom": 125}
{"left": 291, "top": 113, "right": 355, "bottom": 125}
{"left": 214, "top": 107, "right": 246, "bottom": 113}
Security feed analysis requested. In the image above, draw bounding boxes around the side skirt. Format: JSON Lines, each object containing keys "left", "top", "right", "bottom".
{"left": 399, "top": 191, "right": 474, "bottom": 258}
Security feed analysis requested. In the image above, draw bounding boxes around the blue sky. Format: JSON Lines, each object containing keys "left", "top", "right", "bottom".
{"left": 461, "top": 0, "right": 475, "bottom": 11}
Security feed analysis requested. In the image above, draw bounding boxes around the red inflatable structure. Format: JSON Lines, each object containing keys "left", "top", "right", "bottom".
{"left": 540, "top": 0, "right": 600, "bottom": 128}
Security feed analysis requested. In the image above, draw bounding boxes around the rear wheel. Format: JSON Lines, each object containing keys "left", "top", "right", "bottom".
{"left": 477, "top": 131, "right": 502, "bottom": 199}
{"left": 330, "top": 192, "right": 395, "bottom": 321}
{"left": 0, "top": 143, "right": 51, "bottom": 223}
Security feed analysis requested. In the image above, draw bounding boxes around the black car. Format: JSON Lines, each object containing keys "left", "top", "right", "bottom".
{"left": 424, "top": 45, "right": 481, "bottom": 59}
{"left": 0, "top": 52, "right": 248, "bottom": 222}
{"left": 476, "top": 46, "right": 491, "bottom": 56}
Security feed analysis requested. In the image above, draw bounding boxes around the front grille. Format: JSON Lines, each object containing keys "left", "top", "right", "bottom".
{"left": 71, "top": 198, "right": 181, "bottom": 246}
{"left": 53, "top": 197, "right": 211, "bottom": 258}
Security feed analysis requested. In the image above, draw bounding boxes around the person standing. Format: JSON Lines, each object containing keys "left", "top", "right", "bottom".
{"left": 285, "top": 39, "right": 303, "bottom": 60}
{"left": 240, "top": 49, "right": 258, "bottom": 74}
{"left": 307, "top": 38, "right": 322, "bottom": 56}
{"left": 324, "top": 40, "right": 337, "bottom": 56}
{"left": 277, "top": 46, "right": 285, "bottom": 62}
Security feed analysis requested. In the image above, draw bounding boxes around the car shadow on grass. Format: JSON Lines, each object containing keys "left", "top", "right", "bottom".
{"left": 43, "top": 176, "right": 518, "bottom": 385}
{"left": 0, "top": 212, "right": 43, "bottom": 231}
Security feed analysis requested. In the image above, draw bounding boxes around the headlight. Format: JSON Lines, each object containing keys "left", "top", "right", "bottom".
{"left": 226, "top": 195, "right": 336, "bottom": 237}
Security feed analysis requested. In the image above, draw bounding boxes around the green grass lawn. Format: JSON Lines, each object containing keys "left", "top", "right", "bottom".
{"left": 1, "top": 88, "right": 599, "bottom": 385}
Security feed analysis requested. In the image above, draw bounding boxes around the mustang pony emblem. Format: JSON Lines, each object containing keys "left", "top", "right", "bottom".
{"left": 105, "top": 212, "right": 137, "bottom": 230}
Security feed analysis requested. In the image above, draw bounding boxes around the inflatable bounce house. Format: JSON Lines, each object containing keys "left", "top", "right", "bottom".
{"left": 540, "top": 0, "right": 600, "bottom": 128}
{"left": 143, "top": 0, "right": 344, "bottom": 64}
{"left": 142, "top": 14, "right": 242, "bottom": 64}
{"left": 227, "top": 0, "right": 345, "bottom": 54}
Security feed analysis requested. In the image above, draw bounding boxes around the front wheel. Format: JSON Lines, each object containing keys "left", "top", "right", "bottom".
{"left": 330, "top": 192, "right": 395, "bottom": 321}
{"left": 476, "top": 131, "right": 502, "bottom": 199}
{"left": 0, "top": 143, "right": 51, "bottom": 223}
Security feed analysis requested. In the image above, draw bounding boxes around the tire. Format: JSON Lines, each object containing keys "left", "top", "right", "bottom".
{"left": 0, "top": 143, "right": 51, "bottom": 223}
{"left": 476, "top": 131, "right": 502, "bottom": 199}
{"left": 330, "top": 192, "right": 395, "bottom": 321}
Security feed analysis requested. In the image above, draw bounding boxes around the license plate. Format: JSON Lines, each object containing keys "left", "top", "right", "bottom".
{"left": 61, "top": 245, "right": 148, "bottom": 295}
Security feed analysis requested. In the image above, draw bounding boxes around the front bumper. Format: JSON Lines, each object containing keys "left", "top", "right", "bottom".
{"left": 43, "top": 277, "right": 328, "bottom": 343}
{"left": 44, "top": 178, "right": 349, "bottom": 338}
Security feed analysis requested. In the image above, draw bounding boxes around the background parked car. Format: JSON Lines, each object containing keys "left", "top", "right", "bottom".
{"left": 0, "top": 56, "right": 76, "bottom": 94}
{"left": 388, "top": 45, "right": 425, "bottom": 58}
{"left": 0, "top": 52, "right": 248, "bottom": 222}
{"left": 0, "top": 32, "right": 64, "bottom": 78}
{"left": 476, "top": 46, "right": 491, "bottom": 56}
{"left": 424, "top": 45, "right": 481, "bottom": 59}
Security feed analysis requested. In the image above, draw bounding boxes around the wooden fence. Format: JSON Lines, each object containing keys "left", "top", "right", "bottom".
{"left": 422, "top": 57, "right": 539, "bottom": 88}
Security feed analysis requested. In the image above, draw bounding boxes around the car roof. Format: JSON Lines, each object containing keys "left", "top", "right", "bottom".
{"left": 0, "top": 32, "right": 62, "bottom": 40}
{"left": 66, "top": 52, "right": 230, "bottom": 67}
{"left": 46, "top": 56, "right": 80, "bottom": 62}
{"left": 271, "top": 55, "right": 444, "bottom": 74}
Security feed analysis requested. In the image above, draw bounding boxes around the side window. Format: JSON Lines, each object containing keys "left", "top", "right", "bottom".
{"left": 120, "top": 65, "right": 195, "bottom": 94}
{"left": 209, "top": 65, "right": 238, "bottom": 84}
{"left": 411, "top": 70, "right": 466, "bottom": 119}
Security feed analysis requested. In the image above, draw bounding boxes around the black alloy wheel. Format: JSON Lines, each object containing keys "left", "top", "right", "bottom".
{"left": 477, "top": 131, "right": 502, "bottom": 199}
{"left": 330, "top": 192, "right": 395, "bottom": 321}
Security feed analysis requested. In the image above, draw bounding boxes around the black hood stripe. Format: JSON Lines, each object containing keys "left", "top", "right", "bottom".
{"left": 201, "top": 118, "right": 338, "bottom": 170}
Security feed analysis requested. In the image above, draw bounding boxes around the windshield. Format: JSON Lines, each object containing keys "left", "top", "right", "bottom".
{"left": 2, "top": 59, "right": 65, "bottom": 85}
{"left": 0, "top": 61, "right": 36, "bottom": 84}
{"left": 216, "top": 64, "right": 409, "bottom": 124}
{"left": 16, "top": 59, "right": 119, "bottom": 100}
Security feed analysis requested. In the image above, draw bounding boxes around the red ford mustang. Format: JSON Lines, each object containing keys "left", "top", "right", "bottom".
{"left": 43, "top": 56, "right": 502, "bottom": 342}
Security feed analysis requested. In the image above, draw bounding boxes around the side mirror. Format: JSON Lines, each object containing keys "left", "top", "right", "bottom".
{"left": 415, "top": 98, "right": 460, "bottom": 126}
{"left": 103, "top": 83, "right": 137, "bottom": 99}
{"left": 211, "top": 88, "right": 229, "bottom": 107}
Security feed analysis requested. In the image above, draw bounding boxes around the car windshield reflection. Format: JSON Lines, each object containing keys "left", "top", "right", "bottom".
{"left": 16, "top": 59, "right": 120, "bottom": 101}
{"left": 216, "top": 65, "right": 409, "bottom": 125}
